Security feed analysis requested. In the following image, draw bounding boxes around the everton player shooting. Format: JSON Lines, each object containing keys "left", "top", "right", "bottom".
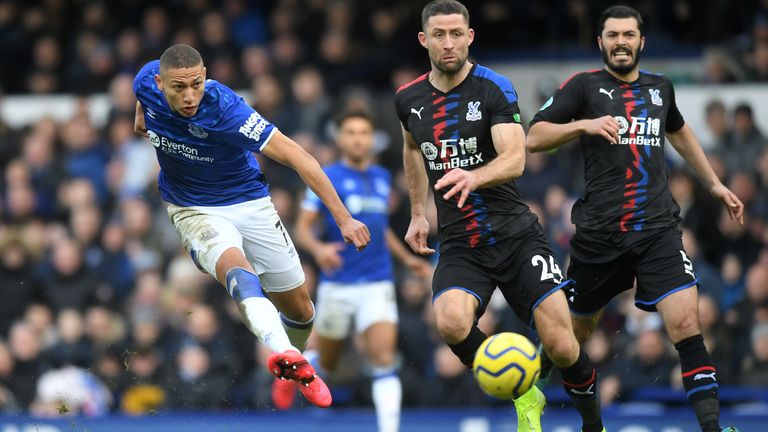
{"left": 133, "top": 44, "right": 370, "bottom": 408}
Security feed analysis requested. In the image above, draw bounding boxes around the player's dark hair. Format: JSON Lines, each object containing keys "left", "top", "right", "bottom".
{"left": 421, "top": 0, "right": 469, "bottom": 30}
{"left": 598, "top": 5, "right": 644, "bottom": 35}
{"left": 335, "top": 109, "right": 374, "bottom": 129}
{"left": 160, "top": 44, "right": 203, "bottom": 70}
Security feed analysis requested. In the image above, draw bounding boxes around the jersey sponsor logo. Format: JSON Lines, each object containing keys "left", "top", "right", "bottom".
{"left": 614, "top": 116, "right": 663, "bottom": 147}
{"left": 411, "top": 106, "right": 424, "bottom": 120}
{"left": 649, "top": 89, "right": 662, "bottom": 106}
{"left": 425, "top": 137, "right": 484, "bottom": 170}
{"left": 188, "top": 124, "right": 208, "bottom": 139}
{"left": 239, "top": 112, "right": 269, "bottom": 142}
{"left": 599, "top": 88, "right": 615, "bottom": 99}
{"left": 146, "top": 129, "right": 215, "bottom": 163}
{"left": 147, "top": 130, "right": 161, "bottom": 147}
{"left": 421, "top": 141, "right": 439, "bottom": 160}
{"left": 466, "top": 101, "right": 482, "bottom": 121}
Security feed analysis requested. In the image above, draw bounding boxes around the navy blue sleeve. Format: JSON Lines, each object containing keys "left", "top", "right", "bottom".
{"left": 476, "top": 68, "right": 522, "bottom": 126}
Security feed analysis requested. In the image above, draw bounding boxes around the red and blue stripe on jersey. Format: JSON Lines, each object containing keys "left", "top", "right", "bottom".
{"left": 619, "top": 82, "right": 650, "bottom": 232}
{"left": 431, "top": 90, "right": 496, "bottom": 248}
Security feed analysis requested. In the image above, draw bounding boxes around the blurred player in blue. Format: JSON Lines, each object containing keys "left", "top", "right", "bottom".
{"left": 293, "top": 110, "right": 431, "bottom": 430}
{"left": 132, "top": 44, "right": 370, "bottom": 408}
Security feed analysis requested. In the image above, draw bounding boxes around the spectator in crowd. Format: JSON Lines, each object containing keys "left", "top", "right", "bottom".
{"left": 0, "top": 231, "right": 42, "bottom": 337}
{"left": 163, "top": 345, "right": 229, "bottom": 410}
{"left": 31, "top": 365, "right": 111, "bottom": 416}
{"left": 119, "top": 347, "right": 166, "bottom": 415}
{"left": 421, "top": 345, "right": 486, "bottom": 407}
{"left": 740, "top": 323, "right": 768, "bottom": 386}
{"left": 41, "top": 236, "right": 102, "bottom": 314}
{"left": 720, "top": 103, "right": 767, "bottom": 176}
{"left": 8, "top": 321, "right": 46, "bottom": 409}
{"left": 45, "top": 309, "right": 93, "bottom": 369}
{"left": 619, "top": 330, "right": 677, "bottom": 394}
{"left": 0, "top": 340, "right": 19, "bottom": 413}
{"left": 702, "top": 100, "right": 733, "bottom": 154}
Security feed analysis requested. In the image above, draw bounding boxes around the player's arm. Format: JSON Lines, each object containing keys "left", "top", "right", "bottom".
{"left": 527, "top": 73, "right": 619, "bottom": 152}
{"left": 385, "top": 228, "right": 432, "bottom": 278}
{"left": 667, "top": 124, "right": 744, "bottom": 224}
{"left": 434, "top": 122, "right": 525, "bottom": 208}
{"left": 527, "top": 116, "right": 620, "bottom": 152}
{"left": 294, "top": 207, "right": 344, "bottom": 273}
{"left": 134, "top": 102, "right": 148, "bottom": 138}
{"left": 402, "top": 127, "right": 435, "bottom": 255}
{"left": 262, "top": 130, "right": 371, "bottom": 249}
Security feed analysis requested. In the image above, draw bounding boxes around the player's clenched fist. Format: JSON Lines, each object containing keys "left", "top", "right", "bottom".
{"left": 584, "top": 115, "right": 620, "bottom": 144}
{"left": 339, "top": 217, "right": 370, "bottom": 250}
{"left": 405, "top": 217, "right": 435, "bottom": 256}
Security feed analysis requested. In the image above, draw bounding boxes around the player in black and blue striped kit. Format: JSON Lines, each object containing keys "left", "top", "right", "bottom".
{"left": 397, "top": 2, "right": 606, "bottom": 431}
{"left": 528, "top": 6, "right": 743, "bottom": 432}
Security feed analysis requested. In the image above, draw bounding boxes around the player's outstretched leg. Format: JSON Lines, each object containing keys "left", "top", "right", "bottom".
{"left": 267, "top": 350, "right": 332, "bottom": 408}
{"left": 657, "top": 288, "right": 722, "bottom": 432}
{"left": 268, "top": 285, "right": 316, "bottom": 409}
{"left": 534, "top": 291, "right": 604, "bottom": 432}
{"left": 223, "top": 266, "right": 331, "bottom": 408}
{"left": 535, "top": 311, "right": 602, "bottom": 390}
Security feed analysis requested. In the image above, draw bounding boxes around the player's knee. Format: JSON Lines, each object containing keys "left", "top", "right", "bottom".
{"left": 435, "top": 306, "right": 473, "bottom": 344}
{"left": 667, "top": 312, "right": 700, "bottom": 341}
{"left": 542, "top": 334, "right": 579, "bottom": 366}
{"left": 286, "top": 300, "right": 315, "bottom": 323}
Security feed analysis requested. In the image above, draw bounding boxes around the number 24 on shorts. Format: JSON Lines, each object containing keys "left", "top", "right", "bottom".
{"left": 531, "top": 254, "right": 564, "bottom": 283}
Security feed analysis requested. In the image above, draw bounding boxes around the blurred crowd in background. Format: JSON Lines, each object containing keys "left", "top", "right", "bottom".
{"left": 1, "top": 0, "right": 768, "bottom": 417}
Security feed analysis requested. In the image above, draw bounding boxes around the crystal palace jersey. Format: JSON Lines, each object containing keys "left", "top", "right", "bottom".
{"left": 301, "top": 163, "right": 393, "bottom": 284}
{"left": 531, "top": 69, "right": 686, "bottom": 232}
{"left": 395, "top": 64, "right": 537, "bottom": 251}
{"left": 133, "top": 60, "right": 275, "bottom": 207}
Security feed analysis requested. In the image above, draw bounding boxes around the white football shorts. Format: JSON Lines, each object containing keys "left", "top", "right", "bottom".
{"left": 315, "top": 280, "right": 398, "bottom": 339}
{"left": 166, "top": 196, "right": 305, "bottom": 292}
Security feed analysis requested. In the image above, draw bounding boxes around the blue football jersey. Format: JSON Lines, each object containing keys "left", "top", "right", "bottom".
{"left": 302, "top": 163, "right": 393, "bottom": 284}
{"left": 133, "top": 60, "right": 275, "bottom": 206}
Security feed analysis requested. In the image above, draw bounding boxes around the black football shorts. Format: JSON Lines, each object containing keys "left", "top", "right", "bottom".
{"left": 567, "top": 225, "right": 699, "bottom": 315}
{"left": 432, "top": 222, "right": 572, "bottom": 326}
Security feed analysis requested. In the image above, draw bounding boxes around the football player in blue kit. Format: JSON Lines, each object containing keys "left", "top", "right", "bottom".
{"left": 133, "top": 44, "right": 370, "bottom": 408}
{"left": 293, "top": 110, "right": 431, "bottom": 430}
{"left": 527, "top": 5, "right": 742, "bottom": 432}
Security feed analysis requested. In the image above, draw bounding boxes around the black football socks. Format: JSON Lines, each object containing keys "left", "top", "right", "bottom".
{"left": 448, "top": 325, "right": 488, "bottom": 368}
{"left": 675, "top": 334, "right": 721, "bottom": 432}
{"left": 560, "top": 349, "right": 603, "bottom": 432}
